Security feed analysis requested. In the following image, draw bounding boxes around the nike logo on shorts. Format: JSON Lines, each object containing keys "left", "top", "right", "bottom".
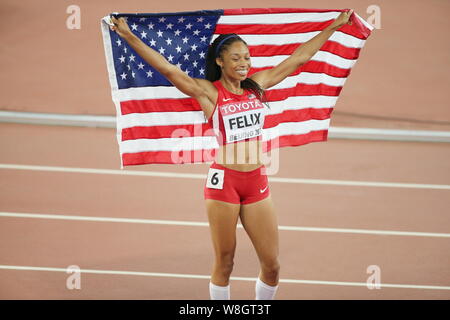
{"left": 260, "top": 186, "right": 268, "bottom": 193}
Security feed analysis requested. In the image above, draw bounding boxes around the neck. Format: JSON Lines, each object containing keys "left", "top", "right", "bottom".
{"left": 220, "top": 77, "right": 243, "bottom": 95}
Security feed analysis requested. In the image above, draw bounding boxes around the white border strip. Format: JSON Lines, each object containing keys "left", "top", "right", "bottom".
{"left": 100, "top": 16, "right": 124, "bottom": 168}
{"left": 329, "top": 127, "right": 450, "bottom": 143}
{"left": 1, "top": 212, "right": 449, "bottom": 238}
{"left": 1, "top": 163, "right": 449, "bottom": 190}
{"left": 0, "top": 264, "right": 449, "bottom": 291}
{"left": 2, "top": 111, "right": 449, "bottom": 143}
{"left": 0, "top": 111, "right": 116, "bottom": 128}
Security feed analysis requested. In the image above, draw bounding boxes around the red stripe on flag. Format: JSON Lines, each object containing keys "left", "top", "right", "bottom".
{"left": 248, "top": 42, "right": 361, "bottom": 60}
{"left": 215, "top": 21, "right": 335, "bottom": 35}
{"left": 263, "top": 130, "right": 328, "bottom": 153}
{"left": 122, "top": 123, "right": 215, "bottom": 141}
{"left": 265, "top": 83, "right": 342, "bottom": 101}
{"left": 249, "top": 61, "right": 351, "bottom": 79}
{"left": 264, "top": 108, "right": 333, "bottom": 129}
{"left": 122, "top": 149, "right": 216, "bottom": 165}
{"left": 121, "top": 97, "right": 200, "bottom": 115}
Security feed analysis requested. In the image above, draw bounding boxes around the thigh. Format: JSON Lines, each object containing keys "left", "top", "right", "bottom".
{"left": 205, "top": 199, "right": 241, "bottom": 256}
{"left": 239, "top": 196, "right": 279, "bottom": 262}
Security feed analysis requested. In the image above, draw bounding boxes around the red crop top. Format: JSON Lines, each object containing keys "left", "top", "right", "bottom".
{"left": 208, "top": 80, "right": 266, "bottom": 146}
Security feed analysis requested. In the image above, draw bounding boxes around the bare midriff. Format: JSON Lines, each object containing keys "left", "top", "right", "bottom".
{"left": 215, "top": 138, "right": 264, "bottom": 172}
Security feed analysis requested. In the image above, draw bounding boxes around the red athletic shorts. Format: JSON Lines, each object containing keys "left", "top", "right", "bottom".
{"left": 204, "top": 162, "right": 270, "bottom": 205}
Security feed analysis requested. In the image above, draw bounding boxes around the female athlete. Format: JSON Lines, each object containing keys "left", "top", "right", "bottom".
{"left": 110, "top": 9, "right": 353, "bottom": 300}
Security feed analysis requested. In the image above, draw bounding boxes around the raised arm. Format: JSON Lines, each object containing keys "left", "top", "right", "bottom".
{"left": 110, "top": 16, "right": 217, "bottom": 117}
{"left": 250, "top": 9, "right": 354, "bottom": 90}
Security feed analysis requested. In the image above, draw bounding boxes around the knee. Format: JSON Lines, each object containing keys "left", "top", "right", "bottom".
{"left": 261, "top": 259, "right": 280, "bottom": 277}
{"left": 215, "top": 252, "right": 235, "bottom": 274}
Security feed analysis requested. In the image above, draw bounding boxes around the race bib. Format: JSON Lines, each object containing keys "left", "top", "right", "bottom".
{"left": 206, "top": 168, "right": 224, "bottom": 189}
{"left": 220, "top": 99, "right": 265, "bottom": 143}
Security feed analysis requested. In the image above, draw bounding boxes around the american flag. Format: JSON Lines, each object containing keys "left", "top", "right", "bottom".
{"left": 101, "top": 8, "right": 373, "bottom": 166}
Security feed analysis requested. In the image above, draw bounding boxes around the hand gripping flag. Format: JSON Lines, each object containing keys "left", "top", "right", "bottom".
{"left": 101, "top": 8, "right": 373, "bottom": 167}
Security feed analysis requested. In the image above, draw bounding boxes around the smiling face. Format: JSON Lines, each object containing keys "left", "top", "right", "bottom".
{"left": 216, "top": 40, "right": 251, "bottom": 81}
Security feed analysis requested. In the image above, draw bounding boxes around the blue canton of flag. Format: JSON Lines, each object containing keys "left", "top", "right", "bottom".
{"left": 109, "top": 11, "right": 223, "bottom": 89}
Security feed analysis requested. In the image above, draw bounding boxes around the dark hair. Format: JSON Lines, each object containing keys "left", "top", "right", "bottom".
{"left": 205, "top": 34, "right": 267, "bottom": 104}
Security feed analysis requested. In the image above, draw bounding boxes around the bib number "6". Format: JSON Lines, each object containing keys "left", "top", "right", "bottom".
{"left": 206, "top": 168, "right": 224, "bottom": 190}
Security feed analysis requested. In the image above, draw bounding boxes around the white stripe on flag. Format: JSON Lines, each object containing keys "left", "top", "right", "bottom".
{"left": 250, "top": 51, "right": 356, "bottom": 69}
{"left": 114, "top": 86, "right": 189, "bottom": 102}
{"left": 354, "top": 12, "right": 375, "bottom": 31}
{"left": 310, "top": 50, "right": 357, "bottom": 70}
{"left": 218, "top": 12, "right": 341, "bottom": 25}
{"left": 263, "top": 119, "right": 331, "bottom": 140}
{"left": 266, "top": 95, "right": 338, "bottom": 115}
{"left": 119, "top": 111, "right": 205, "bottom": 129}
{"left": 120, "top": 136, "right": 217, "bottom": 153}
{"left": 272, "top": 72, "right": 346, "bottom": 90}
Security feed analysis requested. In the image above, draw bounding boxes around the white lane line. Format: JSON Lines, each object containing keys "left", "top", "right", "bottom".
{"left": 1, "top": 212, "right": 450, "bottom": 238}
{"left": 0, "top": 265, "right": 449, "bottom": 291}
{"left": 1, "top": 163, "right": 449, "bottom": 190}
